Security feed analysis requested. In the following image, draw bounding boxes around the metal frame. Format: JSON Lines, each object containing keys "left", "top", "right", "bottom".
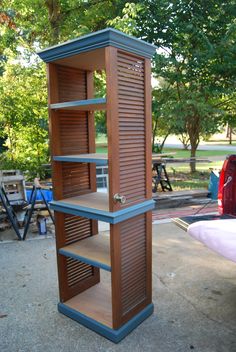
{"left": 22, "top": 186, "right": 55, "bottom": 240}
{"left": 0, "top": 186, "right": 22, "bottom": 240}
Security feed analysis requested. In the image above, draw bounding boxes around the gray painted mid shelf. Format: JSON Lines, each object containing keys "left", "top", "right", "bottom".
{"left": 53, "top": 153, "right": 108, "bottom": 165}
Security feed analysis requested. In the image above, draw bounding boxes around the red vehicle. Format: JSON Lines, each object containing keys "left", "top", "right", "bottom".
{"left": 174, "top": 154, "right": 236, "bottom": 230}
{"left": 218, "top": 154, "right": 236, "bottom": 216}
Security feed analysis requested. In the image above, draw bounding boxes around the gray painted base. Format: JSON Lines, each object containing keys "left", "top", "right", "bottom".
{"left": 58, "top": 302, "right": 154, "bottom": 343}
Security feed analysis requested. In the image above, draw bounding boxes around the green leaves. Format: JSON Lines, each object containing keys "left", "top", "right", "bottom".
{"left": 0, "top": 61, "right": 48, "bottom": 178}
{"left": 134, "top": 0, "right": 236, "bottom": 170}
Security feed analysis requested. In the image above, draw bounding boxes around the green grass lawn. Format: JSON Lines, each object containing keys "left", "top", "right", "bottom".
{"left": 96, "top": 146, "right": 107, "bottom": 153}
{"left": 206, "top": 139, "right": 236, "bottom": 146}
{"left": 96, "top": 140, "right": 235, "bottom": 158}
{"left": 96, "top": 134, "right": 107, "bottom": 145}
{"left": 170, "top": 178, "right": 209, "bottom": 191}
{"left": 162, "top": 147, "right": 236, "bottom": 158}
{"left": 95, "top": 142, "right": 228, "bottom": 191}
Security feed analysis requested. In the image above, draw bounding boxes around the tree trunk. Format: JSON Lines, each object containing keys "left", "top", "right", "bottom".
{"left": 159, "top": 132, "right": 169, "bottom": 152}
{"left": 190, "top": 145, "right": 197, "bottom": 173}
{"left": 152, "top": 115, "right": 158, "bottom": 151}
{"left": 45, "top": 0, "right": 61, "bottom": 44}
{"left": 229, "top": 126, "right": 232, "bottom": 145}
{"left": 179, "top": 133, "right": 190, "bottom": 150}
{"left": 187, "top": 115, "right": 200, "bottom": 173}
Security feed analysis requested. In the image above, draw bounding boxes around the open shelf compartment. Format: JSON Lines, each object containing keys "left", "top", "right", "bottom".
{"left": 50, "top": 192, "right": 155, "bottom": 224}
{"left": 61, "top": 278, "right": 112, "bottom": 327}
{"left": 59, "top": 233, "right": 111, "bottom": 271}
{"left": 58, "top": 273, "right": 154, "bottom": 343}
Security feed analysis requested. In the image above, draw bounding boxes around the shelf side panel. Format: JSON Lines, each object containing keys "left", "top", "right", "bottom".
{"left": 105, "top": 46, "right": 120, "bottom": 212}
{"left": 111, "top": 212, "right": 152, "bottom": 328}
{"left": 117, "top": 51, "right": 147, "bottom": 208}
{"left": 55, "top": 212, "right": 100, "bottom": 302}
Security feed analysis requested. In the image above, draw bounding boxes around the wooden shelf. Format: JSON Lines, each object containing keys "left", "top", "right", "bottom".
{"left": 54, "top": 192, "right": 109, "bottom": 212}
{"left": 53, "top": 153, "right": 108, "bottom": 165}
{"left": 50, "top": 98, "right": 106, "bottom": 111}
{"left": 50, "top": 192, "right": 155, "bottom": 224}
{"left": 59, "top": 234, "right": 111, "bottom": 271}
{"left": 64, "top": 279, "right": 112, "bottom": 328}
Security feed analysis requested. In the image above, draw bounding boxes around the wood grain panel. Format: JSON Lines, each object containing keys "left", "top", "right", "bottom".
{"left": 105, "top": 46, "right": 120, "bottom": 212}
{"left": 110, "top": 213, "right": 152, "bottom": 328}
{"left": 57, "top": 110, "right": 91, "bottom": 197}
{"left": 144, "top": 59, "right": 152, "bottom": 199}
{"left": 60, "top": 235, "right": 110, "bottom": 269}
{"left": 58, "top": 110, "right": 89, "bottom": 154}
{"left": 64, "top": 214, "right": 92, "bottom": 245}
{"left": 61, "top": 162, "right": 90, "bottom": 198}
{"left": 120, "top": 214, "right": 147, "bottom": 315}
{"left": 55, "top": 212, "right": 99, "bottom": 302}
{"left": 56, "top": 65, "right": 87, "bottom": 102}
{"left": 117, "top": 51, "right": 146, "bottom": 208}
{"left": 65, "top": 279, "right": 112, "bottom": 328}
{"left": 47, "top": 64, "right": 100, "bottom": 303}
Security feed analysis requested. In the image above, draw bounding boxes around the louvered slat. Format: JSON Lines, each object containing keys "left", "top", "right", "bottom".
{"left": 57, "top": 65, "right": 87, "bottom": 102}
{"left": 119, "top": 214, "right": 147, "bottom": 315}
{"left": 64, "top": 214, "right": 92, "bottom": 245}
{"left": 66, "top": 258, "right": 94, "bottom": 287}
{"left": 117, "top": 51, "right": 146, "bottom": 207}
{"left": 59, "top": 111, "right": 89, "bottom": 155}
{"left": 57, "top": 110, "right": 91, "bottom": 198}
{"left": 62, "top": 163, "right": 90, "bottom": 198}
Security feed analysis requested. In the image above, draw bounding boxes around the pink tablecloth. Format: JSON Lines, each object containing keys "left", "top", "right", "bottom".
{"left": 187, "top": 219, "right": 236, "bottom": 263}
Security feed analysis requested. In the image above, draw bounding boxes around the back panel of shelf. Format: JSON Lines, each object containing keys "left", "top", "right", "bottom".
{"left": 47, "top": 63, "right": 97, "bottom": 201}
{"left": 47, "top": 63, "right": 99, "bottom": 302}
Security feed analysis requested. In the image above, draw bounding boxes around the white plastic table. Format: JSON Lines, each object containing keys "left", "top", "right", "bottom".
{"left": 188, "top": 219, "right": 236, "bottom": 263}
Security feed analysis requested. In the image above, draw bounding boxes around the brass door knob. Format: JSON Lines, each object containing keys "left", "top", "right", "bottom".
{"left": 113, "top": 193, "right": 126, "bottom": 204}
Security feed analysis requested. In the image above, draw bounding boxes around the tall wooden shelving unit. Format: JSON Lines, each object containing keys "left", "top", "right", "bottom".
{"left": 38, "top": 28, "right": 156, "bottom": 343}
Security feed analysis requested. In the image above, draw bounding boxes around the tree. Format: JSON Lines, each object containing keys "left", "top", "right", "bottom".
{"left": 0, "top": 0, "right": 131, "bottom": 175}
{"left": 0, "top": 62, "right": 48, "bottom": 178}
{"left": 134, "top": 0, "right": 236, "bottom": 172}
{"left": 106, "top": 0, "right": 236, "bottom": 171}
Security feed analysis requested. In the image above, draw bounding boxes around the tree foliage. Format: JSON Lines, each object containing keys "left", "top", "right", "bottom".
{"left": 0, "top": 62, "right": 48, "bottom": 177}
{"left": 0, "top": 0, "right": 128, "bottom": 177}
{"left": 114, "top": 0, "right": 236, "bottom": 170}
{"left": 134, "top": 0, "right": 236, "bottom": 171}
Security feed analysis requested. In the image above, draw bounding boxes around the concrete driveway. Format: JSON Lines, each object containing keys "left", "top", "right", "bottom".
{"left": 1, "top": 222, "right": 236, "bottom": 352}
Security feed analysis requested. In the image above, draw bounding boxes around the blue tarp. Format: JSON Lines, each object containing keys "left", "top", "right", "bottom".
{"left": 208, "top": 171, "right": 219, "bottom": 200}
{"left": 26, "top": 189, "right": 53, "bottom": 202}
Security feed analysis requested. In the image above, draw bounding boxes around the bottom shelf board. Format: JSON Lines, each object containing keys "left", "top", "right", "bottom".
{"left": 63, "top": 281, "right": 112, "bottom": 328}
{"left": 58, "top": 299, "right": 154, "bottom": 343}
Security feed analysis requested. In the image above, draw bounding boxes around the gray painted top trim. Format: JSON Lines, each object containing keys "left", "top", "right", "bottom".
{"left": 37, "top": 28, "right": 156, "bottom": 62}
